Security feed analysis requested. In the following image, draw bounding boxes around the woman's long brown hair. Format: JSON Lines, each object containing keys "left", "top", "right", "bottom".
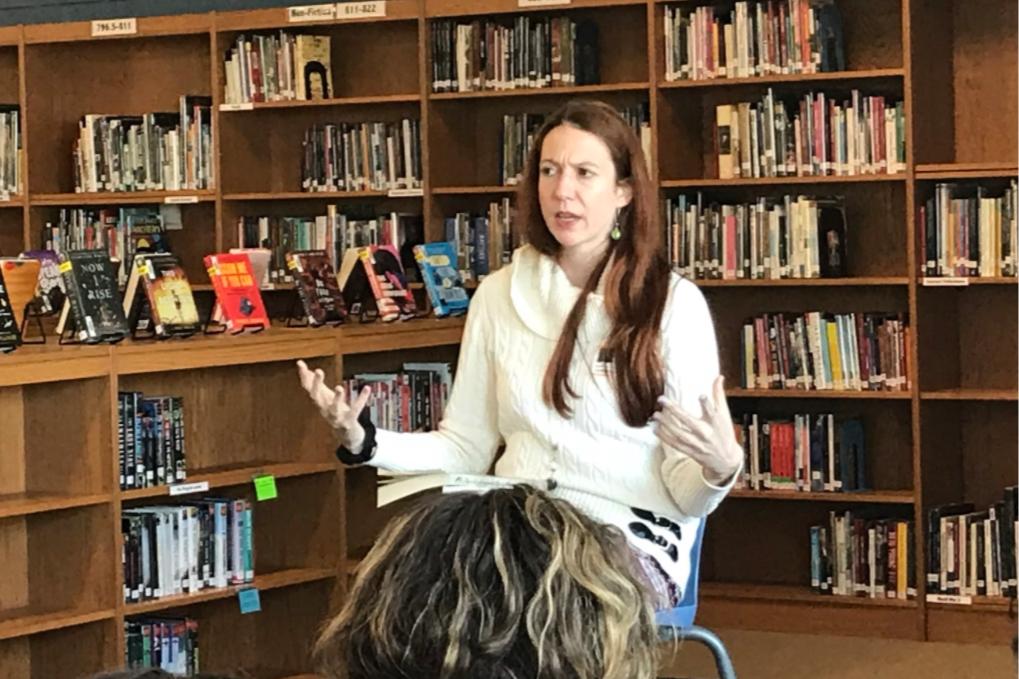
{"left": 518, "top": 100, "right": 670, "bottom": 427}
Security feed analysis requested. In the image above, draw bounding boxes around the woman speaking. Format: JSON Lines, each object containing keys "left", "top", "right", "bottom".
{"left": 298, "top": 99, "right": 743, "bottom": 610}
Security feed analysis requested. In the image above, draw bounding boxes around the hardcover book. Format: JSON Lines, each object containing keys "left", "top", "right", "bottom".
{"left": 0, "top": 264, "right": 21, "bottom": 351}
{"left": 0, "top": 258, "right": 41, "bottom": 328}
{"left": 134, "top": 253, "right": 201, "bottom": 338}
{"left": 287, "top": 249, "right": 347, "bottom": 325}
{"left": 205, "top": 252, "right": 269, "bottom": 332}
{"left": 338, "top": 245, "right": 417, "bottom": 322}
{"left": 20, "top": 249, "right": 65, "bottom": 314}
{"left": 413, "top": 242, "right": 469, "bottom": 318}
{"left": 58, "top": 249, "right": 129, "bottom": 343}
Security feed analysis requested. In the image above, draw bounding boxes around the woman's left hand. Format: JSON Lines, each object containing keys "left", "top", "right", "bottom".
{"left": 652, "top": 375, "right": 743, "bottom": 486}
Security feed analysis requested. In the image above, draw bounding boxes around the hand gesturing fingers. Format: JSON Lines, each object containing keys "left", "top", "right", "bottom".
{"left": 653, "top": 375, "right": 742, "bottom": 485}
{"left": 296, "top": 360, "right": 371, "bottom": 450}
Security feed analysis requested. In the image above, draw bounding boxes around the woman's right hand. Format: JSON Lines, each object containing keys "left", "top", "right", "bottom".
{"left": 296, "top": 360, "right": 372, "bottom": 451}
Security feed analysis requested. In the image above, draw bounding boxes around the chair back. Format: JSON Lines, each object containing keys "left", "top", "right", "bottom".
{"left": 653, "top": 517, "right": 705, "bottom": 629}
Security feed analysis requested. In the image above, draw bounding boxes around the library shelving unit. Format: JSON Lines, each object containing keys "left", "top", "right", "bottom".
{"left": 0, "top": 0, "right": 1014, "bottom": 676}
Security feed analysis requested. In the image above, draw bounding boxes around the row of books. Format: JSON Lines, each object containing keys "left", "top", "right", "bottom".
{"left": 664, "top": 0, "right": 845, "bottom": 82}
{"left": 497, "top": 104, "right": 651, "bottom": 186}
{"left": 73, "top": 96, "right": 214, "bottom": 193}
{"left": 123, "top": 499, "right": 254, "bottom": 605}
{"left": 715, "top": 89, "right": 906, "bottom": 180}
{"left": 920, "top": 180, "right": 1018, "bottom": 278}
{"left": 810, "top": 511, "right": 916, "bottom": 599}
{"left": 926, "top": 488, "right": 1017, "bottom": 599}
{"left": 445, "top": 210, "right": 495, "bottom": 283}
{"left": 125, "top": 617, "right": 199, "bottom": 674}
{"left": 223, "top": 32, "right": 333, "bottom": 104}
{"left": 0, "top": 104, "right": 19, "bottom": 199}
{"left": 0, "top": 233, "right": 477, "bottom": 350}
{"left": 735, "top": 413, "right": 866, "bottom": 493}
{"left": 236, "top": 210, "right": 423, "bottom": 285}
{"left": 43, "top": 205, "right": 172, "bottom": 285}
{"left": 664, "top": 193, "right": 847, "bottom": 280}
{"left": 740, "top": 311, "right": 910, "bottom": 392}
{"left": 346, "top": 363, "right": 454, "bottom": 434}
{"left": 119, "top": 391, "right": 186, "bottom": 491}
{"left": 302, "top": 119, "right": 423, "bottom": 193}
{"left": 431, "top": 16, "right": 599, "bottom": 93}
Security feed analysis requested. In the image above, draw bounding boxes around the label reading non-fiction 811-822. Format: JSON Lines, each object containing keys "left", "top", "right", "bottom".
{"left": 337, "top": 1, "right": 387, "bottom": 19}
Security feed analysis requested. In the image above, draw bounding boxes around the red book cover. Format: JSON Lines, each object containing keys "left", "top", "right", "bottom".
{"left": 204, "top": 252, "right": 269, "bottom": 332}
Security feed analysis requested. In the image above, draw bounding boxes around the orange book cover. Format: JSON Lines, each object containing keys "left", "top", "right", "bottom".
{"left": 204, "top": 252, "right": 269, "bottom": 332}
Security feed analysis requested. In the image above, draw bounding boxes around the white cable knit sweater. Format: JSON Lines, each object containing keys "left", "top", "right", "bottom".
{"left": 371, "top": 244, "right": 737, "bottom": 597}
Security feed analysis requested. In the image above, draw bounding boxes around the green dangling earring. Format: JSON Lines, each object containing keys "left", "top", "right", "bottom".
{"left": 610, "top": 209, "right": 621, "bottom": 241}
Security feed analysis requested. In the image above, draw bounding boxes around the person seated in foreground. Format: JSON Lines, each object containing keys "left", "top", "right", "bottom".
{"left": 314, "top": 484, "right": 660, "bottom": 679}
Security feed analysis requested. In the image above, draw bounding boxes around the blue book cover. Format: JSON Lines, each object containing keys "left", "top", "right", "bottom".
{"left": 413, "top": 242, "right": 469, "bottom": 318}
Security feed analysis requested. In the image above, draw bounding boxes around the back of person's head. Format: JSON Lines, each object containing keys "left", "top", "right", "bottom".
{"left": 315, "top": 485, "right": 658, "bottom": 679}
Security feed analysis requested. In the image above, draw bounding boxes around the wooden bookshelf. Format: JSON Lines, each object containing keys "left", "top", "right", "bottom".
{"left": 0, "top": 0, "right": 1015, "bottom": 675}
{"left": 0, "top": 320, "right": 465, "bottom": 677}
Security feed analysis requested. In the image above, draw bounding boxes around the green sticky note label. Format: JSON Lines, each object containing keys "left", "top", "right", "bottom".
{"left": 254, "top": 475, "right": 277, "bottom": 501}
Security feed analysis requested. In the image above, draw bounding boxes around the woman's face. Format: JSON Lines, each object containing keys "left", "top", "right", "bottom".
{"left": 538, "top": 124, "right": 632, "bottom": 260}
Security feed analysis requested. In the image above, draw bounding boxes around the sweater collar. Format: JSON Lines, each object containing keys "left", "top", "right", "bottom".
{"left": 508, "top": 244, "right": 610, "bottom": 342}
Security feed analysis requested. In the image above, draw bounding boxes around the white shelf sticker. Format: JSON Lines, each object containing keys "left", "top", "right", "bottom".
{"left": 220, "top": 102, "right": 255, "bottom": 112}
{"left": 518, "top": 0, "right": 571, "bottom": 6}
{"left": 169, "top": 481, "right": 210, "bottom": 497}
{"left": 387, "top": 187, "right": 424, "bottom": 197}
{"left": 288, "top": 4, "right": 338, "bottom": 21}
{"left": 337, "top": 1, "right": 387, "bottom": 19}
{"left": 921, "top": 277, "right": 969, "bottom": 287}
{"left": 164, "top": 195, "right": 199, "bottom": 204}
{"left": 925, "top": 593, "right": 973, "bottom": 605}
{"left": 91, "top": 18, "right": 138, "bottom": 37}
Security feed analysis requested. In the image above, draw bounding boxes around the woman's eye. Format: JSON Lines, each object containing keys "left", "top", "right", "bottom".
{"left": 540, "top": 166, "right": 555, "bottom": 176}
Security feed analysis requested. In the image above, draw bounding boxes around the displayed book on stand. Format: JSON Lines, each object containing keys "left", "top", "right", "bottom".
{"left": 285, "top": 249, "right": 348, "bottom": 327}
{"left": 337, "top": 245, "right": 417, "bottom": 323}
{"left": 123, "top": 252, "right": 202, "bottom": 340}
{"left": 56, "top": 249, "right": 129, "bottom": 345}
{"left": 413, "top": 242, "right": 470, "bottom": 318}
{"left": 204, "top": 251, "right": 269, "bottom": 334}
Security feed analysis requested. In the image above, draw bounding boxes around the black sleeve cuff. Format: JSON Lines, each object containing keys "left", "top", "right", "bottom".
{"left": 335, "top": 408, "right": 378, "bottom": 466}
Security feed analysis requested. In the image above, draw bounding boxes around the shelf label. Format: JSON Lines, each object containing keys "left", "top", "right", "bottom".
{"left": 164, "top": 195, "right": 199, "bottom": 204}
{"left": 287, "top": 4, "right": 338, "bottom": 22}
{"left": 925, "top": 593, "right": 972, "bottom": 605}
{"left": 220, "top": 102, "right": 255, "bottom": 112}
{"left": 519, "top": 0, "right": 571, "bottom": 6}
{"left": 387, "top": 187, "right": 423, "bottom": 197}
{"left": 254, "top": 475, "right": 278, "bottom": 501}
{"left": 337, "top": 1, "right": 387, "bottom": 19}
{"left": 921, "top": 277, "right": 969, "bottom": 287}
{"left": 169, "top": 481, "right": 210, "bottom": 497}
{"left": 238, "top": 587, "right": 262, "bottom": 614}
{"left": 91, "top": 17, "right": 138, "bottom": 37}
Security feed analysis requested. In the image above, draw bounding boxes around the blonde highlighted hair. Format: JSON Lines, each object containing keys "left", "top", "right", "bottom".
{"left": 315, "top": 485, "right": 658, "bottom": 679}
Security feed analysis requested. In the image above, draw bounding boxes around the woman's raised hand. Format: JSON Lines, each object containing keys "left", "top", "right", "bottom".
{"left": 296, "top": 360, "right": 372, "bottom": 451}
{"left": 652, "top": 375, "right": 743, "bottom": 486}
